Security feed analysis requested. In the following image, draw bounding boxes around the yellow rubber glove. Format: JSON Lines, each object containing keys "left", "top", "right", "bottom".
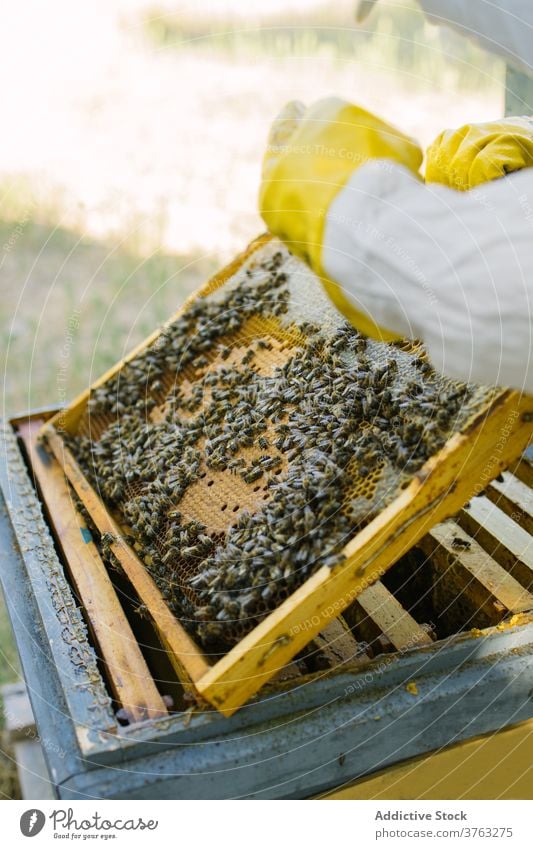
{"left": 259, "top": 97, "right": 423, "bottom": 341}
{"left": 426, "top": 116, "right": 533, "bottom": 190}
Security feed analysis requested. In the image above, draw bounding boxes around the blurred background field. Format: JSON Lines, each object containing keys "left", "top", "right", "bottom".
{"left": 0, "top": 1, "right": 506, "bottom": 775}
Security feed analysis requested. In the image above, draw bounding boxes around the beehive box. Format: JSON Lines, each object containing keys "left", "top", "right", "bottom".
{"left": 40, "top": 234, "right": 533, "bottom": 714}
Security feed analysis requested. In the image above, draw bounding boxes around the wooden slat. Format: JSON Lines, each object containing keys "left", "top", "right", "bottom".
{"left": 354, "top": 582, "right": 433, "bottom": 652}
{"left": 420, "top": 520, "right": 533, "bottom": 627}
{"left": 43, "top": 427, "right": 211, "bottom": 686}
{"left": 486, "top": 472, "right": 533, "bottom": 536}
{"left": 19, "top": 421, "right": 168, "bottom": 723}
{"left": 457, "top": 497, "right": 533, "bottom": 590}
{"left": 9, "top": 407, "right": 58, "bottom": 427}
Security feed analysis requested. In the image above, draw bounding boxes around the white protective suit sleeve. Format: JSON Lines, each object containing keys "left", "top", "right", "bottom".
{"left": 419, "top": 0, "right": 533, "bottom": 75}
{"left": 322, "top": 161, "right": 533, "bottom": 392}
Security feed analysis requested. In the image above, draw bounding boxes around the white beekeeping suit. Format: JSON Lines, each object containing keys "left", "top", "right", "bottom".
{"left": 415, "top": 0, "right": 533, "bottom": 75}
{"left": 329, "top": 0, "right": 533, "bottom": 391}
{"left": 262, "top": 1, "right": 533, "bottom": 392}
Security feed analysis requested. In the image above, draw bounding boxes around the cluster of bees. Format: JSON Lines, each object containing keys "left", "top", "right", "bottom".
{"left": 72, "top": 246, "right": 481, "bottom": 648}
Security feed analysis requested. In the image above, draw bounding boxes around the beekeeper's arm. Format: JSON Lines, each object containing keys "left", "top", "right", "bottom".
{"left": 357, "top": 0, "right": 533, "bottom": 75}
{"left": 259, "top": 99, "right": 533, "bottom": 392}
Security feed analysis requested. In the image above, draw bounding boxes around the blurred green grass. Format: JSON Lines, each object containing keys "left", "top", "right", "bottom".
{"left": 0, "top": 190, "right": 217, "bottom": 415}
{"left": 143, "top": 0, "right": 503, "bottom": 92}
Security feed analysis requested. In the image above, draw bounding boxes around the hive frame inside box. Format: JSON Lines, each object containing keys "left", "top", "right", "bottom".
{"left": 4, "top": 412, "right": 533, "bottom": 799}
{"left": 40, "top": 234, "right": 533, "bottom": 715}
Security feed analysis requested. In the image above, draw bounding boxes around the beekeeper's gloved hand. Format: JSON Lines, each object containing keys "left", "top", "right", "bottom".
{"left": 426, "top": 117, "right": 533, "bottom": 190}
{"left": 259, "top": 97, "right": 423, "bottom": 341}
